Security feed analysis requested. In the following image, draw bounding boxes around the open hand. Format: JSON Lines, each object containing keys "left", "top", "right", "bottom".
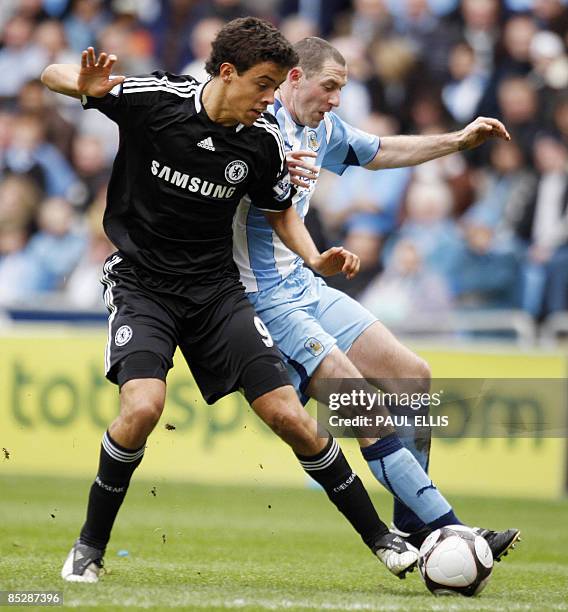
{"left": 308, "top": 246, "right": 360, "bottom": 279}
{"left": 286, "top": 149, "right": 319, "bottom": 188}
{"left": 78, "top": 47, "right": 125, "bottom": 98}
{"left": 458, "top": 116, "right": 511, "bottom": 150}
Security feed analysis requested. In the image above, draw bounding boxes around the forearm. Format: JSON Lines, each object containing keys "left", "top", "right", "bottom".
{"left": 368, "top": 132, "right": 462, "bottom": 170}
{"left": 41, "top": 64, "right": 82, "bottom": 98}
{"left": 265, "top": 207, "right": 320, "bottom": 267}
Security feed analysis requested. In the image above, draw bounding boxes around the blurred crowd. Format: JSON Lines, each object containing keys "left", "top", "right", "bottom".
{"left": 0, "top": 0, "right": 567, "bottom": 327}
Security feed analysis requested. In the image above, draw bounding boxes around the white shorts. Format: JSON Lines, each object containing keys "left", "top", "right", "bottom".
{"left": 247, "top": 266, "right": 376, "bottom": 402}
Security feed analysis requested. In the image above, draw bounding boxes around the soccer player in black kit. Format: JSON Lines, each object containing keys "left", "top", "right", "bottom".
{"left": 42, "top": 17, "right": 418, "bottom": 583}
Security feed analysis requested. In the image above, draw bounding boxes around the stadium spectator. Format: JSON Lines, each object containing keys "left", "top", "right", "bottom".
{"left": 4, "top": 113, "right": 77, "bottom": 196}
{"left": 411, "top": 122, "right": 474, "bottom": 215}
{"left": 393, "top": 0, "right": 460, "bottom": 82}
{"left": 181, "top": 17, "right": 225, "bottom": 83}
{"left": 34, "top": 18, "right": 76, "bottom": 64}
{"left": 500, "top": 13, "right": 537, "bottom": 72}
{"left": 0, "top": 226, "right": 44, "bottom": 306}
{"left": 149, "top": 0, "right": 223, "bottom": 72}
{"left": 18, "top": 78, "right": 76, "bottom": 158}
{"left": 279, "top": 14, "right": 319, "bottom": 44}
{"left": 64, "top": 188, "right": 114, "bottom": 308}
{"left": 387, "top": 179, "right": 462, "bottom": 284}
{"left": 63, "top": 0, "right": 110, "bottom": 53}
{"left": 95, "top": 20, "right": 156, "bottom": 75}
{"left": 0, "top": 15, "right": 47, "bottom": 98}
{"left": 26, "top": 196, "right": 87, "bottom": 291}
{"left": 467, "top": 139, "right": 536, "bottom": 255}
{"left": 454, "top": 217, "right": 520, "bottom": 309}
{"left": 0, "top": 113, "right": 45, "bottom": 189}
{"left": 497, "top": 75, "right": 541, "bottom": 162}
{"left": 516, "top": 134, "right": 568, "bottom": 317}
{"left": 368, "top": 36, "right": 419, "bottom": 127}
{"left": 11, "top": 0, "right": 49, "bottom": 24}
{"left": 476, "top": 14, "right": 536, "bottom": 118}
{"left": 67, "top": 133, "right": 110, "bottom": 210}
{"left": 442, "top": 41, "right": 489, "bottom": 123}
{"left": 360, "top": 238, "right": 453, "bottom": 325}
{"left": 458, "top": 0, "right": 502, "bottom": 77}
{"left": 0, "top": 174, "right": 42, "bottom": 234}
{"left": 340, "top": 0, "right": 393, "bottom": 43}
{"left": 528, "top": 29, "right": 568, "bottom": 124}
{"left": 328, "top": 36, "right": 372, "bottom": 128}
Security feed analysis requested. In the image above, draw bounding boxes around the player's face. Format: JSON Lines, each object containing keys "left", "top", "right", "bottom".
{"left": 294, "top": 60, "right": 347, "bottom": 128}
{"left": 228, "top": 61, "right": 289, "bottom": 126}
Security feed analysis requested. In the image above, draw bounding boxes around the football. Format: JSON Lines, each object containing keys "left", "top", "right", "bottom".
{"left": 418, "top": 525, "right": 494, "bottom": 597}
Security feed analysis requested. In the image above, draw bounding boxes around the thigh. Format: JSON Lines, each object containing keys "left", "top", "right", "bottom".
{"left": 101, "top": 254, "right": 178, "bottom": 384}
{"left": 179, "top": 289, "right": 290, "bottom": 404}
{"left": 347, "top": 320, "right": 431, "bottom": 394}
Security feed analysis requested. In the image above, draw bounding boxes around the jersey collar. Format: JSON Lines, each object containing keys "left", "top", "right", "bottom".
{"left": 195, "top": 80, "right": 206, "bottom": 114}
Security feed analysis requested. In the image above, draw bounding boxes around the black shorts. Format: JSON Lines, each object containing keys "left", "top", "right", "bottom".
{"left": 100, "top": 252, "right": 290, "bottom": 404}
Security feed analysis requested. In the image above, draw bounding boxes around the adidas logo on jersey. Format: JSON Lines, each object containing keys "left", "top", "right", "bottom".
{"left": 197, "top": 137, "right": 215, "bottom": 151}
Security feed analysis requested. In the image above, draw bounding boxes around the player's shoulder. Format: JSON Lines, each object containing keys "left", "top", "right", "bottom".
{"left": 323, "top": 111, "right": 370, "bottom": 144}
{"left": 122, "top": 71, "right": 200, "bottom": 99}
{"left": 251, "top": 112, "right": 285, "bottom": 147}
{"left": 255, "top": 110, "right": 280, "bottom": 129}
{"left": 126, "top": 70, "right": 200, "bottom": 85}
{"left": 325, "top": 110, "right": 348, "bottom": 133}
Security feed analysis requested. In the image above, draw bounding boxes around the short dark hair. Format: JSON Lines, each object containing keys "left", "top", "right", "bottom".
{"left": 293, "top": 37, "right": 345, "bottom": 78}
{"left": 205, "top": 17, "right": 298, "bottom": 76}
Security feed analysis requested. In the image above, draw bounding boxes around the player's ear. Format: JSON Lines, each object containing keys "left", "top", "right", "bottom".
{"left": 219, "top": 62, "right": 236, "bottom": 84}
{"left": 288, "top": 67, "right": 303, "bottom": 87}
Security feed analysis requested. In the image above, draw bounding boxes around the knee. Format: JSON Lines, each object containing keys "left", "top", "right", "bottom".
{"left": 413, "top": 357, "right": 432, "bottom": 393}
{"left": 120, "top": 386, "right": 164, "bottom": 433}
{"left": 123, "top": 400, "right": 163, "bottom": 432}
{"left": 253, "top": 386, "right": 320, "bottom": 451}
{"left": 396, "top": 355, "right": 431, "bottom": 395}
{"left": 269, "top": 406, "right": 310, "bottom": 439}
{"left": 134, "top": 401, "right": 163, "bottom": 429}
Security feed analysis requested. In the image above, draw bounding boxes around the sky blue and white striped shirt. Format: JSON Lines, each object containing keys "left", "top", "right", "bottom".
{"left": 233, "top": 97, "right": 380, "bottom": 293}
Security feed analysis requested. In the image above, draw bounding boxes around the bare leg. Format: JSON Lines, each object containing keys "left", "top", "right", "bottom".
{"left": 109, "top": 378, "right": 167, "bottom": 448}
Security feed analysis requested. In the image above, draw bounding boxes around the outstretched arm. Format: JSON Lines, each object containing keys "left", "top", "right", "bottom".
{"left": 264, "top": 207, "right": 360, "bottom": 280}
{"left": 41, "top": 47, "right": 125, "bottom": 99}
{"left": 365, "top": 116, "right": 511, "bottom": 170}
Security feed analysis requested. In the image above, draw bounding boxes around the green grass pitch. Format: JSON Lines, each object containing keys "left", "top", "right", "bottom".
{"left": 1, "top": 475, "right": 567, "bottom": 611}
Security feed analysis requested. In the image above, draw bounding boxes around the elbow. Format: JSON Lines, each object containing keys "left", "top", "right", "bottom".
{"left": 40, "top": 64, "right": 62, "bottom": 92}
{"left": 40, "top": 65, "right": 54, "bottom": 89}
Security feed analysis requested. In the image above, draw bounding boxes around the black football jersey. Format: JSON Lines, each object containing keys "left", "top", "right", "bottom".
{"left": 82, "top": 71, "right": 292, "bottom": 281}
